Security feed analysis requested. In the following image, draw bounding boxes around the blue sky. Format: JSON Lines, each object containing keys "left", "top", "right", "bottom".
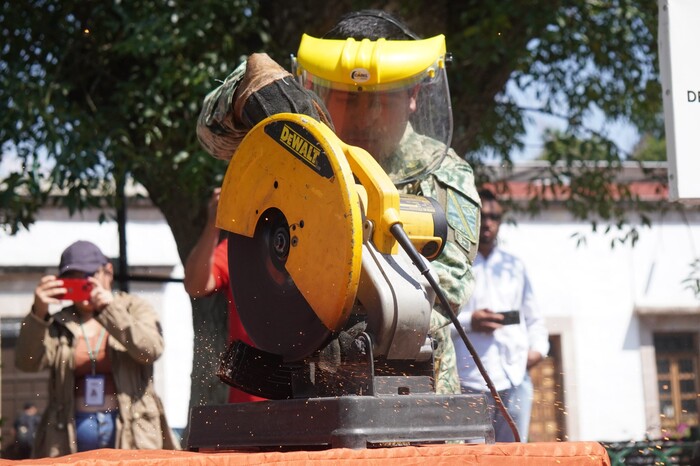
{"left": 506, "top": 81, "right": 641, "bottom": 162}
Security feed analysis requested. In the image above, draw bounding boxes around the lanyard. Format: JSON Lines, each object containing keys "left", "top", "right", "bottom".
{"left": 79, "top": 321, "right": 106, "bottom": 376}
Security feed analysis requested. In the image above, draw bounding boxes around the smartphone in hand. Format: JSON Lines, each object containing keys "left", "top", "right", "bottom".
{"left": 59, "top": 278, "right": 93, "bottom": 302}
{"left": 497, "top": 310, "right": 520, "bottom": 325}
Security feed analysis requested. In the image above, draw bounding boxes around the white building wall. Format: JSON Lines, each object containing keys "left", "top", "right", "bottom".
{"left": 500, "top": 208, "right": 700, "bottom": 442}
{"left": 2, "top": 200, "right": 699, "bottom": 441}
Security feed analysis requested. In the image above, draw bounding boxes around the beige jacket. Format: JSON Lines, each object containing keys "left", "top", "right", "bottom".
{"left": 15, "top": 292, "right": 180, "bottom": 457}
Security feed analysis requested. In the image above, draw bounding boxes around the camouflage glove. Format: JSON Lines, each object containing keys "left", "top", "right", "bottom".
{"left": 234, "top": 53, "right": 334, "bottom": 130}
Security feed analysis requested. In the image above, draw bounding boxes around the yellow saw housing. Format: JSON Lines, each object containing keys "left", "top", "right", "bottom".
{"left": 217, "top": 113, "right": 363, "bottom": 337}
{"left": 217, "top": 113, "right": 446, "bottom": 360}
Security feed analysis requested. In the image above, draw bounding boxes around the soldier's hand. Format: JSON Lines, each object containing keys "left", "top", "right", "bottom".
{"left": 471, "top": 309, "right": 504, "bottom": 333}
{"left": 237, "top": 53, "right": 334, "bottom": 131}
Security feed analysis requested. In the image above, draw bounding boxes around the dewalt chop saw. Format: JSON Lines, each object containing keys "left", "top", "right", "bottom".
{"left": 187, "top": 113, "right": 493, "bottom": 450}
{"left": 187, "top": 34, "right": 497, "bottom": 450}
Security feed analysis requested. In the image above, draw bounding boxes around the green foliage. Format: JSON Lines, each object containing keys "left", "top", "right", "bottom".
{"left": 0, "top": 0, "right": 683, "bottom": 408}
{"left": 604, "top": 439, "right": 697, "bottom": 466}
{"left": 1, "top": 0, "right": 267, "bottom": 257}
{"left": 632, "top": 134, "right": 667, "bottom": 162}
{"left": 495, "top": 127, "right": 663, "bottom": 248}
{"left": 538, "top": 130, "right": 628, "bottom": 227}
{"left": 0, "top": 0, "right": 664, "bottom": 259}
{"left": 429, "top": 0, "right": 663, "bottom": 250}
{"left": 443, "top": 0, "right": 660, "bottom": 159}
{"left": 0, "top": 163, "right": 47, "bottom": 234}
{"left": 684, "top": 259, "right": 700, "bottom": 298}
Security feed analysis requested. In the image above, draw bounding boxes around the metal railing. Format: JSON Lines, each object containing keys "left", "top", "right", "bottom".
{"left": 602, "top": 440, "right": 700, "bottom": 466}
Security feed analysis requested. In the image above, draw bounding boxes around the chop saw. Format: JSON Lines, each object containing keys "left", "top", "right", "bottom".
{"left": 187, "top": 113, "right": 495, "bottom": 450}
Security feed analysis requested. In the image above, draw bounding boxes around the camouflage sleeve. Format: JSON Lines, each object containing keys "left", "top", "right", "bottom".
{"left": 421, "top": 150, "right": 481, "bottom": 326}
{"left": 430, "top": 242, "right": 475, "bottom": 324}
{"left": 431, "top": 311, "right": 461, "bottom": 394}
{"left": 429, "top": 235, "right": 476, "bottom": 395}
{"left": 419, "top": 150, "right": 481, "bottom": 394}
{"left": 436, "top": 151, "right": 481, "bottom": 265}
{"left": 196, "top": 60, "right": 250, "bottom": 161}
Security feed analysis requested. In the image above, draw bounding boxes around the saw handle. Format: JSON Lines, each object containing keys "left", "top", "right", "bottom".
{"left": 343, "top": 144, "right": 401, "bottom": 255}
{"left": 389, "top": 222, "right": 521, "bottom": 443}
{"left": 398, "top": 194, "right": 447, "bottom": 261}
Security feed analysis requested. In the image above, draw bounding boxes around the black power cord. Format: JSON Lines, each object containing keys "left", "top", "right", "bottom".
{"left": 390, "top": 223, "right": 521, "bottom": 443}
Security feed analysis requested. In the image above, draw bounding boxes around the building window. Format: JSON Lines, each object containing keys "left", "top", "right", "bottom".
{"left": 654, "top": 332, "right": 699, "bottom": 437}
{"left": 529, "top": 335, "right": 566, "bottom": 442}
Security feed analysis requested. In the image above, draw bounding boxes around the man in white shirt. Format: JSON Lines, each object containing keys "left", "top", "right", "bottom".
{"left": 452, "top": 188, "right": 549, "bottom": 442}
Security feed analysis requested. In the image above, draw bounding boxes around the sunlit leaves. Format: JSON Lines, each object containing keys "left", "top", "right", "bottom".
{"left": 0, "top": 0, "right": 666, "bottom": 254}
{"left": 0, "top": 166, "right": 47, "bottom": 234}
{"left": 1, "top": 0, "right": 264, "bottom": 248}
{"left": 683, "top": 259, "right": 700, "bottom": 299}
{"left": 632, "top": 135, "right": 667, "bottom": 162}
{"left": 514, "top": 129, "right": 669, "bottom": 247}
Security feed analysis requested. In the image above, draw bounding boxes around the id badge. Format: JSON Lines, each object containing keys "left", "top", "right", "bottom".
{"left": 84, "top": 374, "right": 106, "bottom": 406}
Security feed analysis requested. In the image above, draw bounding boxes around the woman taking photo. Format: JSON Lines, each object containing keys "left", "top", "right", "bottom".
{"left": 16, "top": 240, "right": 179, "bottom": 457}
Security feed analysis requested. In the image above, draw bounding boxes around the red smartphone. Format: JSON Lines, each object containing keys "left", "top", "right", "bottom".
{"left": 59, "top": 278, "right": 93, "bottom": 302}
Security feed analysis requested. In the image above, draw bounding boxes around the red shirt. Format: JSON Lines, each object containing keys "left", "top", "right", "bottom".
{"left": 212, "top": 238, "right": 266, "bottom": 403}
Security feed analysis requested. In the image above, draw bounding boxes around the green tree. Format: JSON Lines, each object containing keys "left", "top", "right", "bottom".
{"left": 632, "top": 134, "right": 667, "bottom": 162}
{"left": 1, "top": 0, "right": 269, "bottom": 413}
{"left": 526, "top": 129, "right": 665, "bottom": 249}
{"left": 1, "top": 0, "right": 664, "bottom": 406}
{"left": 539, "top": 129, "right": 619, "bottom": 162}
{"left": 0, "top": 0, "right": 664, "bottom": 249}
{"left": 1, "top": 1, "right": 269, "bottom": 248}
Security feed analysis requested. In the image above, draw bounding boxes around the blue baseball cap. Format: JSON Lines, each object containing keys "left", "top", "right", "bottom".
{"left": 58, "top": 240, "right": 109, "bottom": 276}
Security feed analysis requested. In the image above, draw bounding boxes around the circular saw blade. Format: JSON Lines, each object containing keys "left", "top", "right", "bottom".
{"left": 223, "top": 114, "right": 363, "bottom": 361}
{"left": 228, "top": 211, "right": 331, "bottom": 361}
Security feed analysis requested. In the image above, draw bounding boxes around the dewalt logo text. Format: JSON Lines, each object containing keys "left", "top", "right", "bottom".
{"left": 279, "top": 124, "right": 321, "bottom": 168}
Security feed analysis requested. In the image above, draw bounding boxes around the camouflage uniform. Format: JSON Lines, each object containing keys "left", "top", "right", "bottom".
{"left": 197, "top": 58, "right": 481, "bottom": 395}
{"left": 382, "top": 125, "right": 481, "bottom": 394}
{"left": 196, "top": 61, "right": 250, "bottom": 161}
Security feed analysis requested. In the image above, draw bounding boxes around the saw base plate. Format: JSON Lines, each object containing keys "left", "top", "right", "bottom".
{"left": 187, "top": 394, "right": 494, "bottom": 450}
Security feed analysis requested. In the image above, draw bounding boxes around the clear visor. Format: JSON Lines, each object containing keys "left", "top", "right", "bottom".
{"left": 297, "top": 65, "right": 453, "bottom": 186}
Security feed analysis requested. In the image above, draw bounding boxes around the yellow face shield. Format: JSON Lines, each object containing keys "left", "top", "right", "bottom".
{"left": 292, "top": 34, "right": 453, "bottom": 185}
{"left": 294, "top": 34, "right": 446, "bottom": 92}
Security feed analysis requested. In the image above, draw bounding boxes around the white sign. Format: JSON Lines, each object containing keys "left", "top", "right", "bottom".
{"left": 659, "top": 0, "right": 700, "bottom": 203}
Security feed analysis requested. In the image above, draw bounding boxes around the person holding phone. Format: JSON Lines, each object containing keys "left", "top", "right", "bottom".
{"left": 15, "top": 240, "right": 179, "bottom": 457}
{"left": 451, "top": 188, "right": 549, "bottom": 442}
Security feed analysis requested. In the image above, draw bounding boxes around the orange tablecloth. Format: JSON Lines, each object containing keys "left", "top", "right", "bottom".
{"left": 0, "top": 442, "right": 610, "bottom": 465}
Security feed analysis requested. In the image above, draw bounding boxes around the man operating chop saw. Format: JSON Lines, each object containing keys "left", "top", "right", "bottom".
{"left": 197, "top": 9, "right": 481, "bottom": 397}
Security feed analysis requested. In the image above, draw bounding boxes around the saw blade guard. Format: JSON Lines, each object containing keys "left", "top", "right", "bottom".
{"left": 217, "top": 113, "right": 445, "bottom": 362}
{"left": 218, "top": 113, "right": 363, "bottom": 360}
